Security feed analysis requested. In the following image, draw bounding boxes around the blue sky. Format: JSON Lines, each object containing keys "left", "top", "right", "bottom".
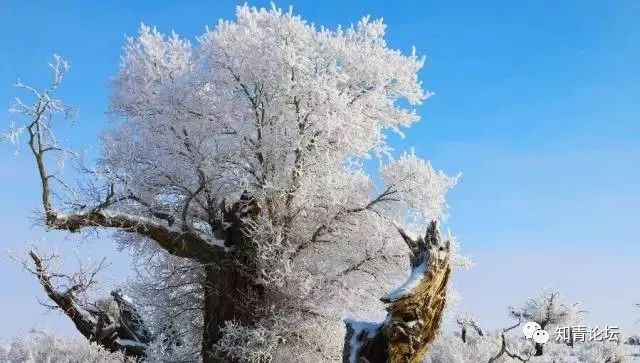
{"left": 1, "top": 0, "right": 639, "bottom": 339}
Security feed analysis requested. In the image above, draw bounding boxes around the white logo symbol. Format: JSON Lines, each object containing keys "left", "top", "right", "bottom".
{"left": 523, "top": 321, "right": 549, "bottom": 344}
{"left": 523, "top": 322, "right": 541, "bottom": 339}
{"left": 532, "top": 329, "right": 550, "bottom": 344}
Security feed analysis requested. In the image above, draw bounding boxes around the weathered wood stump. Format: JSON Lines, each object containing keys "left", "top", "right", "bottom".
{"left": 344, "top": 221, "right": 451, "bottom": 363}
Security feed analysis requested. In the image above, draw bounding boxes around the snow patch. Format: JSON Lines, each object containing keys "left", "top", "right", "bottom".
{"left": 115, "top": 338, "right": 147, "bottom": 349}
{"left": 344, "top": 319, "right": 380, "bottom": 363}
{"left": 382, "top": 259, "right": 427, "bottom": 302}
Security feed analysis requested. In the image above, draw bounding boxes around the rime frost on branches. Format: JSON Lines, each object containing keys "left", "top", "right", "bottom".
{"left": 104, "top": 5, "right": 455, "bottom": 357}
{"left": 380, "top": 152, "right": 458, "bottom": 226}
{"left": 425, "top": 290, "right": 628, "bottom": 363}
{"left": 6, "top": 4, "right": 458, "bottom": 361}
{"left": 0, "top": 331, "right": 133, "bottom": 363}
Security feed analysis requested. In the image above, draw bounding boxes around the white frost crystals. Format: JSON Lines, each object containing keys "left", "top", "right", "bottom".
{"left": 381, "top": 258, "right": 428, "bottom": 302}
{"left": 5, "top": 3, "right": 459, "bottom": 362}
{"left": 0, "top": 331, "right": 133, "bottom": 363}
{"left": 380, "top": 151, "right": 459, "bottom": 225}
{"left": 103, "top": 2, "right": 457, "bottom": 327}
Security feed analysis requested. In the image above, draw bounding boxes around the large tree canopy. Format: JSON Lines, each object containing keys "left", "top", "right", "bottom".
{"left": 5, "top": 5, "right": 460, "bottom": 362}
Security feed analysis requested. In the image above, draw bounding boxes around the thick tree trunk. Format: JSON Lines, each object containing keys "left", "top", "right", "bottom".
{"left": 202, "top": 262, "right": 261, "bottom": 363}
{"left": 202, "top": 194, "right": 265, "bottom": 363}
{"left": 202, "top": 194, "right": 262, "bottom": 361}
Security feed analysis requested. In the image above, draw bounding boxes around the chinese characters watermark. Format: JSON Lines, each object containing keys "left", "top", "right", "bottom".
{"left": 523, "top": 322, "right": 620, "bottom": 345}
{"left": 555, "top": 325, "right": 620, "bottom": 343}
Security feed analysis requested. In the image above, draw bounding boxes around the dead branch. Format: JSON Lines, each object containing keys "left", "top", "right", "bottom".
{"left": 24, "top": 249, "right": 152, "bottom": 358}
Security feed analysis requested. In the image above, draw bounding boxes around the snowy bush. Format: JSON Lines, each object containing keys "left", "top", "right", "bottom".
{"left": 0, "top": 331, "right": 131, "bottom": 363}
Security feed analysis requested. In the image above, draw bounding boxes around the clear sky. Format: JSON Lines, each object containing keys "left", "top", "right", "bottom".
{"left": 1, "top": 0, "right": 639, "bottom": 340}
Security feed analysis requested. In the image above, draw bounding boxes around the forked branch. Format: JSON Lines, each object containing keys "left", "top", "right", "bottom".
{"left": 10, "top": 56, "right": 226, "bottom": 265}
{"left": 25, "top": 250, "right": 153, "bottom": 358}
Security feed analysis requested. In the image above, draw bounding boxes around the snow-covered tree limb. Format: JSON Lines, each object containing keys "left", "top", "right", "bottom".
{"left": 47, "top": 210, "right": 225, "bottom": 263}
{"left": 486, "top": 317, "right": 531, "bottom": 363}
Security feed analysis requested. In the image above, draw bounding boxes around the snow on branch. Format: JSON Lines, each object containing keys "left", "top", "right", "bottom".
{"left": 0, "top": 330, "right": 135, "bottom": 362}
{"left": 4, "top": 5, "right": 464, "bottom": 361}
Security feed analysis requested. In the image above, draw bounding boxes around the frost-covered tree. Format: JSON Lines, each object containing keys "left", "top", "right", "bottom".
{"left": 4, "top": 4, "right": 460, "bottom": 362}
{"left": 510, "top": 290, "right": 583, "bottom": 356}
{"left": 0, "top": 330, "right": 134, "bottom": 363}
{"left": 424, "top": 290, "right": 626, "bottom": 363}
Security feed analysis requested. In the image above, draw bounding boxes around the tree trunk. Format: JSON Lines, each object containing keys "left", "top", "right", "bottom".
{"left": 202, "top": 193, "right": 265, "bottom": 362}
{"left": 534, "top": 342, "right": 543, "bottom": 356}
{"left": 202, "top": 262, "right": 264, "bottom": 363}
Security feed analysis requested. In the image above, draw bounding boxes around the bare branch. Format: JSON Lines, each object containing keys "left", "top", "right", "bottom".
{"left": 27, "top": 250, "right": 100, "bottom": 340}
{"left": 10, "top": 56, "right": 226, "bottom": 264}
{"left": 21, "top": 249, "right": 152, "bottom": 358}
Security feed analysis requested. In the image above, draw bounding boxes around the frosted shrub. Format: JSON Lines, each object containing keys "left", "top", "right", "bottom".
{"left": 0, "top": 331, "right": 131, "bottom": 363}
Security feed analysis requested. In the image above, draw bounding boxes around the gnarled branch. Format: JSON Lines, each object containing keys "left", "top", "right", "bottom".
{"left": 26, "top": 250, "right": 153, "bottom": 358}
{"left": 13, "top": 56, "right": 227, "bottom": 265}
{"left": 46, "top": 210, "right": 224, "bottom": 264}
{"left": 344, "top": 221, "right": 451, "bottom": 363}
{"left": 487, "top": 318, "right": 530, "bottom": 363}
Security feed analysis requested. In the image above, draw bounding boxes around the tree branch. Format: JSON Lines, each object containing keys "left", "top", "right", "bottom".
{"left": 295, "top": 187, "right": 399, "bottom": 258}
{"left": 46, "top": 210, "right": 224, "bottom": 263}
{"left": 14, "top": 57, "right": 226, "bottom": 265}
{"left": 26, "top": 250, "right": 153, "bottom": 358}
{"left": 27, "top": 250, "right": 99, "bottom": 339}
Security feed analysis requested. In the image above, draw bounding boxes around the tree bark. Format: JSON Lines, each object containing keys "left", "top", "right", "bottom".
{"left": 202, "top": 194, "right": 264, "bottom": 363}
{"left": 202, "top": 263, "right": 261, "bottom": 363}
